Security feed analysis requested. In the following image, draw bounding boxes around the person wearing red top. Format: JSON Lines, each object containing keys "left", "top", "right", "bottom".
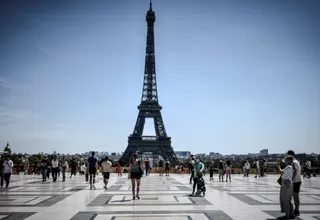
{"left": 117, "top": 162, "right": 122, "bottom": 176}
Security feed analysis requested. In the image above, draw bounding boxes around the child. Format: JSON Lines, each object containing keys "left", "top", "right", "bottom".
{"left": 209, "top": 166, "right": 214, "bottom": 181}
{"left": 277, "top": 156, "right": 295, "bottom": 219}
{"left": 225, "top": 160, "right": 231, "bottom": 182}
{"left": 196, "top": 172, "right": 206, "bottom": 196}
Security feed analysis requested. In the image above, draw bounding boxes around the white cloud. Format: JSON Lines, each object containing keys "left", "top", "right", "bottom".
{"left": 0, "top": 107, "right": 37, "bottom": 124}
{"left": 0, "top": 77, "right": 31, "bottom": 90}
{"left": 0, "top": 77, "right": 9, "bottom": 88}
{"left": 37, "top": 45, "right": 70, "bottom": 61}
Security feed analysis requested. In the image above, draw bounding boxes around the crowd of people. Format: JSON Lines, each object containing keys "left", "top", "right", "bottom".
{"left": 0, "top": 152, "right": 116, "bottom": 189}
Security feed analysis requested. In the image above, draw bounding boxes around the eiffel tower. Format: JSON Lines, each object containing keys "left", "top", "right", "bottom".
{"left": 120, "top": 1, "right": 178, "bottom": 166}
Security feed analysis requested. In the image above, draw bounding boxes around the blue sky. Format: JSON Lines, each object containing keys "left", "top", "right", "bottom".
{"left": 0, "top": 0, "right": 319, "bottom": 155}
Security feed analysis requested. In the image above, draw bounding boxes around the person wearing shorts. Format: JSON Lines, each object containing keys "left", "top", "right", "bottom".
{"left": 129, "top": 154, "right": 142, "bottom": 200}
{"left": 101, "top": 156, "right": 112, "bottom": 189}
{"left": 88, "top": 151, "right": 98, "bottom": 190}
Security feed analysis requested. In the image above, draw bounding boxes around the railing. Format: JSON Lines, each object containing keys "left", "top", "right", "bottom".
{"left": 129, "top": 135, "right": 171, "bottom": 141}
{"left": 141, "top": 136, "right": 157, "bottom": 141}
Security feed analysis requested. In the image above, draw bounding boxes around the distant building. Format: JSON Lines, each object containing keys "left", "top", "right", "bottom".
{"left": 223, "top": 155, "right": 236, "bottom": 160}
{"left": 174, "top": 151, "right": 191, "bottom": 159}
{"left": 195, "top": 153, "right": 206, "bottom": 158}
{"left": 260, "top": 149, "right": 268, "bottom": 156}
{"left": 295, "top": 153, "right": 318, "bottom": 163}
{"left": 209, "top": 153, "right": 223, "bottom": 159}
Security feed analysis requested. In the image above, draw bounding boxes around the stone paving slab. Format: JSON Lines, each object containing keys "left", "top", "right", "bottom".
{"left": 229, "top": 193, "right": 320, "bottom": 205}
{"left": 0, "top": 212, "right": 35, "bottom": 220}
{"left": 70, "top": 210, "right": 233, "bottom": 220}
{"left": 88, "top": 194, "right": 212, "bottom": 206}
{"left": 264, "top": 210, "right": 320, "bottom": 220}
{"left": 0, "top": 194, "right": 70, "bottom": 207}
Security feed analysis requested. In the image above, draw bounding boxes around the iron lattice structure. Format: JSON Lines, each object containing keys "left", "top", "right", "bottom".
{"left": 120, "top": 2, "right": 178, "bottom": 166}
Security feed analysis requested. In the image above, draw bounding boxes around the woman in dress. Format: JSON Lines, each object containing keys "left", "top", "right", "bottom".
{"left": 129, "top": 154, "right": 143, "bottom": 200}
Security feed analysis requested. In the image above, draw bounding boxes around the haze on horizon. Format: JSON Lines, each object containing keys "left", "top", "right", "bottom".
{"left": 0, "top": 0, "right": 319, "bottom": 155}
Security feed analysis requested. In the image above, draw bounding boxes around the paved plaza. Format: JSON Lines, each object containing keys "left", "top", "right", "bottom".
{"left": 0, "top": 173, "right": 319, "bottom": 220}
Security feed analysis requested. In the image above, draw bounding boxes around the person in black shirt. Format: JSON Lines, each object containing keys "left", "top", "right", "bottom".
{"left": 145, "top": 158, "right": 150, "bottom": 176}
{"left": 158, "top": 160, "right": 164, "bottom": 176}
{"left": 209, "top": 166, "right": 214, "bottom": 181}
{"left": 88, "top": 152, "right": 98, "bottom": 189}
{"left": 40, "top": 156, "right": 49, "bottom": 182}
{"left": 70, "top": 157, "right": 77, "bottom": 178}
{"left": 46, "top": 158, "right": 51, "bottom": 180}
{"left": 165, "top": 160, "right": 170, "bottom": 176}
{"left": 189, "top": 157, "right": 195, "bottom": 184}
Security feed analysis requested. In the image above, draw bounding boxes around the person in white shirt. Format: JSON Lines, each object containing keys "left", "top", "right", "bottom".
{"left": 277, "top": 155, "right": 294, "bottom": 219}
{"left": 305, "top": 161, "right": 312, "bottom": 178}
{"left": 80, "top": 164, "right": 86, "bottom": 175}
{"left": 264, "top": 161, "right": 268, "bottom": 177}
{"left": 253, "top": 160, "right": 260, "bottom": 178}
{"left": 61, "top": 158, "right": 69, "bottom": 182}
{"left": 287, "top": 150, "right": 302, "bottom": 217}
{"left": 24, "top": 158, "right": 29, "bottom": 175}
{"left": 225, "top": 160, "right": 232, "bottom": 182}
{"left": 3, "top": 155, "right": 14, "bottom": 188}
{"left": 51, "top": 156, "right": 59, "bottom": 182}
{"left": 244, "top": 160, "right": 251, "bottom": 177}
{"left": 100, "top": 156, "right": 112, "bottom": 189}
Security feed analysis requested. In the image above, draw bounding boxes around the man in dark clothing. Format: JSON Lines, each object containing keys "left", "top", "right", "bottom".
{"left": 0, "top": 156, "right": 4, "bottom": 187}
{"left": 70, "top": 158, "right": 77, "bottom": 178}
{"left": 46, "top": 160, "right": 51, "bottom": 180}
{"left": 40, "top": 156, "right": 49, "bottom": 182}
{"left": 158, "top": 160, "right": 164, "bottom": 176}
{"left": 145, "top": 158, "right": 150, "bottom": 176}
{"left": 189, "top": 158, "right": 195, "bottom": 184}
{"left": 165, "top": 160, "right": 170, "bottom": 176}
{"left": 88, "top": 152, "right": 98, "bottom": 189}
